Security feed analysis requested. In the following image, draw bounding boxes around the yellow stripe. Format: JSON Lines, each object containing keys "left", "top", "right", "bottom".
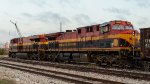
{"left": 10, "top": 34, "right": 140, "bottom": 47}
{"left": 11, "top": 42, "right": 48, "bottom": 46}
{"left": 57, "top": 34, "right": 139, "bottom": 46}
{"left": 47, "top": 47, "right": 130, "bottom": 51}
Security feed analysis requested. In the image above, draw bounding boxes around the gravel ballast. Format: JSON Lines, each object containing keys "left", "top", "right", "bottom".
{"left": 0, "top": 60, "right": 150, "bottom": 84}
{"left": 0, "top": 66, "right": 68, "bottom": 84}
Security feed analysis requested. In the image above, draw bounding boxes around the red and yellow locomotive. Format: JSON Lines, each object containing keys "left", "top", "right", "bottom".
{"left": 9, "top": 20, "right": 142, "bottom": 66}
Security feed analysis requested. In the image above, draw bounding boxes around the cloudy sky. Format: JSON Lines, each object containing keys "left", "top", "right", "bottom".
{"left": 0, "top": 0, "right": 150, "bottom": 44}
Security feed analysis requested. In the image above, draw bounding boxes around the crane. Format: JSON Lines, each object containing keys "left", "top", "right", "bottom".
{"left": 10, "top": 20, "right": 22, "bottom": 38}
{"left": 10, "top": 20, "right": 23, "bottom": 43}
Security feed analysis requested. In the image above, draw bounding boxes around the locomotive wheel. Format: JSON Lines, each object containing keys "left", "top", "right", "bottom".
{"left": 106, "top": 56, "right": 113, "bottom": 67}
{"left": 48, "top": 53, "right": 55, "bottom": 61}
{"left": 117, "top": 60, "right": 131, "bottom": 68}
{"left": 93, "top": 55, "right": 102, "bottom": 66}
{"left": 27, "top": 53, "right": 32, "bottom": 59}
{"left": 31, "top": 54, "right": 39, "bottom": 60}
{"left": 106, "top": 62, "right": 112, "bottom": 67}
{"left": 143, "top": 61, "right": 150, "bottom": 71}
{"left": 49, "top": 53, "right": 57, "bottom": 62}
{"left": 44, "top": 54, "right": 49, "bottom": 61}
{"left": 11, "top": 53, "right": 16, "bottom": 58}
{"left": 87, "top": 53, "right": 94, "bottom": 62}
{"left": 38, "top": 50, "right": 45, "bottom": 60}
{"left": 54, "top": 56, "right": 61, "bottom": 62}
{"left": 9, "top": 53, "right": 12, "bottom": 57}
{"left": 52, "top": 52, "right": 61, "bottom": 62}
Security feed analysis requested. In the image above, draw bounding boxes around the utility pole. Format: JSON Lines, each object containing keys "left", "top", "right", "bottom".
{"left": 60, "top": 22, "right": 62, "bottom": 32}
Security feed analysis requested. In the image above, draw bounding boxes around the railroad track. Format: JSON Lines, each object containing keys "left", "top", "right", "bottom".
{"left": 0, "top": 60, "right": 123, "bottom": 84}
{"left": 1, "top": 57, "right": 150, "bottom": 81}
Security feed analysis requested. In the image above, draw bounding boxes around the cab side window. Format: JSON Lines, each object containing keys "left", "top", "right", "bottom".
{"left": 101, "top": 25, "right": 110, "bottom": 34}
{"left": 78, "top": 29, "right": 81, "bottom": 34}
{"left": 96, "top": 25, "right": 99, "bottom": 31}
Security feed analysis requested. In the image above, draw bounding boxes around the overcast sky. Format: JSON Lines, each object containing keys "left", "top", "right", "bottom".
{"left": 0, "top": 0, "right": 150, "bottom": 44}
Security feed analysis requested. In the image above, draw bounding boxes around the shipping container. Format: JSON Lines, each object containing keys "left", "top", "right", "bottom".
{"left": 140, "top": 28, "right": 150, "bottom": 60}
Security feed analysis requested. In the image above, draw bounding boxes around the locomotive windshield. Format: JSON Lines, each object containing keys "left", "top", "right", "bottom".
{"left": 125, "top": 25, "right": 133, "bottom": 30}
{"left": 112, "top": 24, "right": 133, "bottom": 30}
{"left": 112, "top": 25, "right": 124, "bottom": 30}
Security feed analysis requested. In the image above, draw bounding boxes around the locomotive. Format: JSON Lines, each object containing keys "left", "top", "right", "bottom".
{"left": 9, "top": 20, "right": 150, "bottom": 70}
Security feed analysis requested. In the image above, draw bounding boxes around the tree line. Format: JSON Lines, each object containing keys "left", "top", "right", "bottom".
{"left": 0, "top": 48, "right": 8, "bottom": 55}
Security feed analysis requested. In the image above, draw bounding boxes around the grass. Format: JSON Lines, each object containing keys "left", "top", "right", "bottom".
{"left": 0, "top": 48, "right": 8, "bottom": 55}
{"left": 0, "top": 79, "right": 16, "bottom": 84}
{"left": 0, "top": 55, "right": 8, "bottom": 58}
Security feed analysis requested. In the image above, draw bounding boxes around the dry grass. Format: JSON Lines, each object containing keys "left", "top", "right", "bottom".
{"left": 0, "top": 79, "right": 16, "bottom": 84}
{"left": 0, "top": 55, "right": 8, "bottom": 58}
